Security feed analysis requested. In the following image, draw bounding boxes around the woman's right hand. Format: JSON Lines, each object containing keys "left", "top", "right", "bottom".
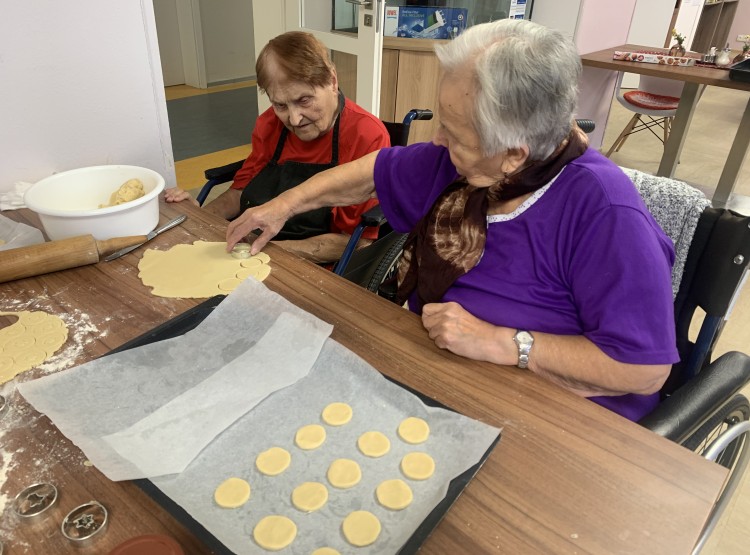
{"left": 164, "top": 187, "right": 199, "bottom": 207}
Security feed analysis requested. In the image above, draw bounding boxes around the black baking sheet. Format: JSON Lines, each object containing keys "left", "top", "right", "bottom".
{"left": 111, "top": 295, "right": 501, "bottom": 554}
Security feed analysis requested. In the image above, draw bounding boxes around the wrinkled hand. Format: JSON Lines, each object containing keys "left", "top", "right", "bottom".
{"left": 225, "top": 198, "right": 291, "bottom": 253}
{"left": 164, "top": 187, "right": 199, "bottom": 207}
{"left": 421, "top": 302, "right": 507, "bottom": 364}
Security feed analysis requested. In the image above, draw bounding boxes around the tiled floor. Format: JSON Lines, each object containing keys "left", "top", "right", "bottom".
{"left": 169, "top": 82, "right": 750, "bottom": 554}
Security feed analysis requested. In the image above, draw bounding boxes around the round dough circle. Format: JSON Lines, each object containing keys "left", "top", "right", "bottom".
{"left": 357, "top": 431, "right": 391, "bottom": 457}
{"left": 401, "top": 452, "right": 435, "bottom": 480}
{"left": 253, "top": 515, "right": 297, "bottom": 551}
{"left": 239, "top": 257, "right": 263, "bottom": 269}
{"left": 327, "top": 458, "right": 362, "bottom": 489}
{"left": 321, "top": 402, "right": 352, "bottom": 426}
{"left": 342, "top": 510, "right": 381, "bottom": 547}
{"left": 295, "top": 424, "right": 326, "bottom": 450}
{"left": 312, "top": 548, "right": 340, "bottom": 555}
{"left": 398, "top": 416, "right": 430, "bottom": 444}
{"left": 376, "top": 479, "right": 414, "bottom": 510}
{"left": 214, "top": 477, "right": 251, "bottom": 508}
{"left": 255, "top": 447, "right": 291, "bottom": 476}
{"left": 291, "top": 481, "right": 328, "bottom": 512}
{"left": 251, "top": 252, "right": 271, "bottom": 264}
{"left": 217, "top": 277, "right": 243, "bottom": 292}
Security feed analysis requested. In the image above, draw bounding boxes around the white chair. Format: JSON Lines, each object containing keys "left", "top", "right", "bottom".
{"left": 606, "top": 73, "right": 684, "bottom": 157}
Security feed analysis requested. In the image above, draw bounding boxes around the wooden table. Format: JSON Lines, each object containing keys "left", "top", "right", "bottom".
{"left": 0, "top": 201, "right": 728, "bottom": 554}
{"left": 581, "top": 44, "right": 750, "bottom": 208}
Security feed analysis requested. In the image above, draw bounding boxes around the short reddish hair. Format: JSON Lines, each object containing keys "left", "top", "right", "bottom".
{"left": 256, "top": 31, "right": 336, "bottom": 92}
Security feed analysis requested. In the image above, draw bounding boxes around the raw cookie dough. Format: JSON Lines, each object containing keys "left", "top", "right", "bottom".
{"left": 342, "top": 510, "right": 381, "bottom": 547}
{"left": 401, "top": 452, "right": 435, "bottom": 480}
{"left": 376, "top": 479, "right": 413, "bottom": 510}
{"left": 312, "top": 548, "right": 340, "bottom": 555}
{"left": 138, "top": 241, "right": 271, "bottom": 298}
{"left": 255, "top": 447, "right": 291, "bottom": 476}
{"left": 327, "top": 459, "right": 361, "bottom": 489}
{"left": 295, "top": 424, "right": 326, "bottom": 450}
{"left": 357, "top": 431, "right": 391, "bottom": 457}
{"left": 213, "top": 477, "right": 251, "bottom": 508}
{"left": 398, "top": 416, "right": 430, "bottom": 444}
{"left": 100, "top": 178, "right": 145, "bottom": 208}
{"left": 291, "top": 481, "right": 328, "bottom": 512}
{"left": 0, "top": 311, "right": 68, "bottom": 384}
{"left": 253, "top": 515, "right": 297, "bottom": 551}
{"left": 321, "top": 402, "right": 352, "bottom": 426}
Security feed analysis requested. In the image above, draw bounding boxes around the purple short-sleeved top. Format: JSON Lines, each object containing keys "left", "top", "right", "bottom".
{"left": 374, "top": 142, "right": 679, "bottom": 421}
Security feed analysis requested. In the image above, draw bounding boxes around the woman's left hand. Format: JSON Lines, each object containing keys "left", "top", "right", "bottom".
{"left": 421, "top": 302, "right": 511, "bottom": 364}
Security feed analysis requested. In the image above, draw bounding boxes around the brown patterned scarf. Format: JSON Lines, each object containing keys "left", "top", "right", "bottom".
{"left": 395, "top": 126, "right": 589, "bottom": 308}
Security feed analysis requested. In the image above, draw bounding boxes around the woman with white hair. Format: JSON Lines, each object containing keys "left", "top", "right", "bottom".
{"left": 226, "top": 19, "right": 678, "bottom": 422}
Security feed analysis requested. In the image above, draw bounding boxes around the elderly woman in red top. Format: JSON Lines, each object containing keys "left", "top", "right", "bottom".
{"left": 166, "top": 31, "right": 390, "bottom": 263}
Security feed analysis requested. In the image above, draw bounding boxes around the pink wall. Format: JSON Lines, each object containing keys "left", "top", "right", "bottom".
{"left": 729, "top": 0, "right": 750, "bottom": 51}
{"left": 576, "top": 0, "right": 638, "bottom": 149}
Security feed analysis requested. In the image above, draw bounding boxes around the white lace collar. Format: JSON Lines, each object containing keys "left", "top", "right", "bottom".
{"left": 486, "top": 169, "right": 563, "bottom": 223}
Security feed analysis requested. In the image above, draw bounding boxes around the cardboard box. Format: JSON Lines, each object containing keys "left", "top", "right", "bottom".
{"left": 384, "top": 6, "right": 468, "bottom": 40}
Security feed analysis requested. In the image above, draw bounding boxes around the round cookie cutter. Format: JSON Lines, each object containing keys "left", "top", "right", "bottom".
{"left": 231, "top": 243, "right": 251, "bottom": 259}
{"left": 12, "top": 482, "right": 59, "bottom": 521}
{"left": 61, "top": 500, "right": 108, "bottom": 546}
{"left": 0, "top": 394, "right": 7, "bottom": 421}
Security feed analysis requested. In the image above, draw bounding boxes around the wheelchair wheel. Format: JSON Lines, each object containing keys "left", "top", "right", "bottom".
{"left": 682, "top": 394, "right": 750, "bottom": 469}
{"left": 367, "top": 234, "right": 408, "bottom": 294}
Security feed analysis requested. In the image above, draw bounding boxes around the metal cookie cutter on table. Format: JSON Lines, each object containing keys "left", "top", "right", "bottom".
{"left": 12, "top": 482, "right": 59, "bottom": 521}
{"left": 61, "top": 500, "right": 109, "bottom": 546}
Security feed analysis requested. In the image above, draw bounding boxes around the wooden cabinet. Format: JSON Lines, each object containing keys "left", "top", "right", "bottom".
{"left": 691, "top": 0, "right": 739, "bottom": 53}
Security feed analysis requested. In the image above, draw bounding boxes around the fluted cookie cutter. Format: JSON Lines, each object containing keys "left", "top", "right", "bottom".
{"left": 61, "top": 501, "right": 109, "bottom": 546}
{"left": 12, "top": 482, "right": 59, "bottom": 520}
{"left": 0, "top": 394, "right": 7, "bottom": 420}
{"left": 231, "top": 243, "right": 251, "bottom": 259}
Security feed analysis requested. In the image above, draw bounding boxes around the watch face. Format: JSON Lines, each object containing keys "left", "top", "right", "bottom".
{"left": 515, "top": 331, "right": 533, "bottom": 345}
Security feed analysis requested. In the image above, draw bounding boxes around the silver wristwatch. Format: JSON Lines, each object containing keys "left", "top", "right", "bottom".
{"left": 513, "top": 330, "right": 534, "bottom": 369}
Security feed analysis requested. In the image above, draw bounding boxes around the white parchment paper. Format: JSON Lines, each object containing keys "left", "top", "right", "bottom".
{"left": 18, "top": 278, "right": 332, "bottom": 480}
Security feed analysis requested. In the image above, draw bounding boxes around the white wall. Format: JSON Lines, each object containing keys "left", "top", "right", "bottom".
{"left": 622, "top": 0, "right": 676, "bottom": 88}
{"left": 201, "top": 0, "right": 255, "bottom": 85}
{"left": 0, "top": 1, "right": 175, "bottom": 192}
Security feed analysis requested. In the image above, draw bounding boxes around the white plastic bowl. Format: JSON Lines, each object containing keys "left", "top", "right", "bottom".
{"left": 24, "top": 165, "right": 165, "bottom": 241}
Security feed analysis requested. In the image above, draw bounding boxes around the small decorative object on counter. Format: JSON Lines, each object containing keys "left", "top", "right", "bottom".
{"left": 716, "top": 44, "right": 732, "bottom": 68}
{"left": 669, "top": 28, "right": 687, "bottom": 57}
{"left": 733, "top": 41, "right": 750, "bottom": 64}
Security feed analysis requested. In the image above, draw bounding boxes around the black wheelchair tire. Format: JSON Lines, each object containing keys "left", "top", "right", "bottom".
{"left": 367, "top": 234, "right": 409, "bottom": 293}
{"left": 682, "top": 394, "right": 750, "bottom": 470}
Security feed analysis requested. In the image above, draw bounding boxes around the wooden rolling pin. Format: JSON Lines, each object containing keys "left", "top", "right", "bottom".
{"left": 0, "top": 234, "right": 148, "bottom": 283}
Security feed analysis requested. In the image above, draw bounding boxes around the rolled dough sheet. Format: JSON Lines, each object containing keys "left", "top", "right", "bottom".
{"left": 138, "top": 241, "right": 271, "bottom": 298}
{"left": 0, "top": 311, "right": 68, "bottom": 384}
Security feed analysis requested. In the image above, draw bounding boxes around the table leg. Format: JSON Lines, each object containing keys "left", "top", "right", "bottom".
{"left": 657, "top": 82, "right": 703, "bottom": 178}
{"left": 712, "top": 95, "right": 750, "bottom": 208}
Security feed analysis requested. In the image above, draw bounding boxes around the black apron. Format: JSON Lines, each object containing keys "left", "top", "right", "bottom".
{"left": 239, "top": 101, "right": 342, "bottom": 241}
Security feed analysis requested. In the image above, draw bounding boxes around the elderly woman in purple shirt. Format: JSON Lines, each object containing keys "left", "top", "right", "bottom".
{"left": 226, "top": 19, "right": 678, "bottom": 422}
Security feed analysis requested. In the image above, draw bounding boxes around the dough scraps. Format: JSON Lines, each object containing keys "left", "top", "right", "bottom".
{"left": 295, "top": 424, "right": 326, "bottom": 450}
{"left": 376, "top": 479, "right": 413, "bottom": 510}
{"left": 255, "top": 447, "right": 291, "bottom": 476}
{"left": 213, "top": 477, "right": 251, "bottom": 508}
{"left": 397, "top": 416, "right": 430, "bottom": 444}
{"left": 0, "top": 311, "right": 68, "bottom": 385}
{"left": 321, "top": 402, "right": 352, "bottom": 426}
{"left": 99, "top": 178, "right": 145, "bottom": 208}
{"left": 342, "top": 510, "right": 381, "bottom": 547}
{"left": 138, "top": 241, "right": 271, "bottom": 298}
{"left": 357, "top": 431, "right": 391, "bottom": 458}
{"left": 291, "top": 481, "right": 328, "bottom": 512}
{"left": 253, "top": 515, "right": 297, "bottom": 551}
{"left": 401, "top": 452, "right": 435, "bottom": 480}
{"left": 327, "top": 458, "right": 361, "bottom": 489}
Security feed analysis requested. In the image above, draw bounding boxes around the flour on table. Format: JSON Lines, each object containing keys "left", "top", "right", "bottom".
{"left": 138, "top": 241, "right": 271, "bottom": 298}
{"left": 0, "top": 311, "right": 68, "bottom": 385}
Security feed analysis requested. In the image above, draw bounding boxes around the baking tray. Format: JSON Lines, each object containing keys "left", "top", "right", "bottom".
{"left": 729, "top": 58, "right": 750, "bottom": 83}
{"left": 110, "top": 295, "right": 501, "bottom": 554}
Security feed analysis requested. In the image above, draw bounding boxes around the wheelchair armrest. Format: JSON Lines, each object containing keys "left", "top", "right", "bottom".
{"left": 359, "top": 204, "right": 387, "bottom": 228}
{"left": 204, "top": 160, "right": 245, "bottom": 182}
{"left": 638, "top": 351, "right": 750, "bottom": 443}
